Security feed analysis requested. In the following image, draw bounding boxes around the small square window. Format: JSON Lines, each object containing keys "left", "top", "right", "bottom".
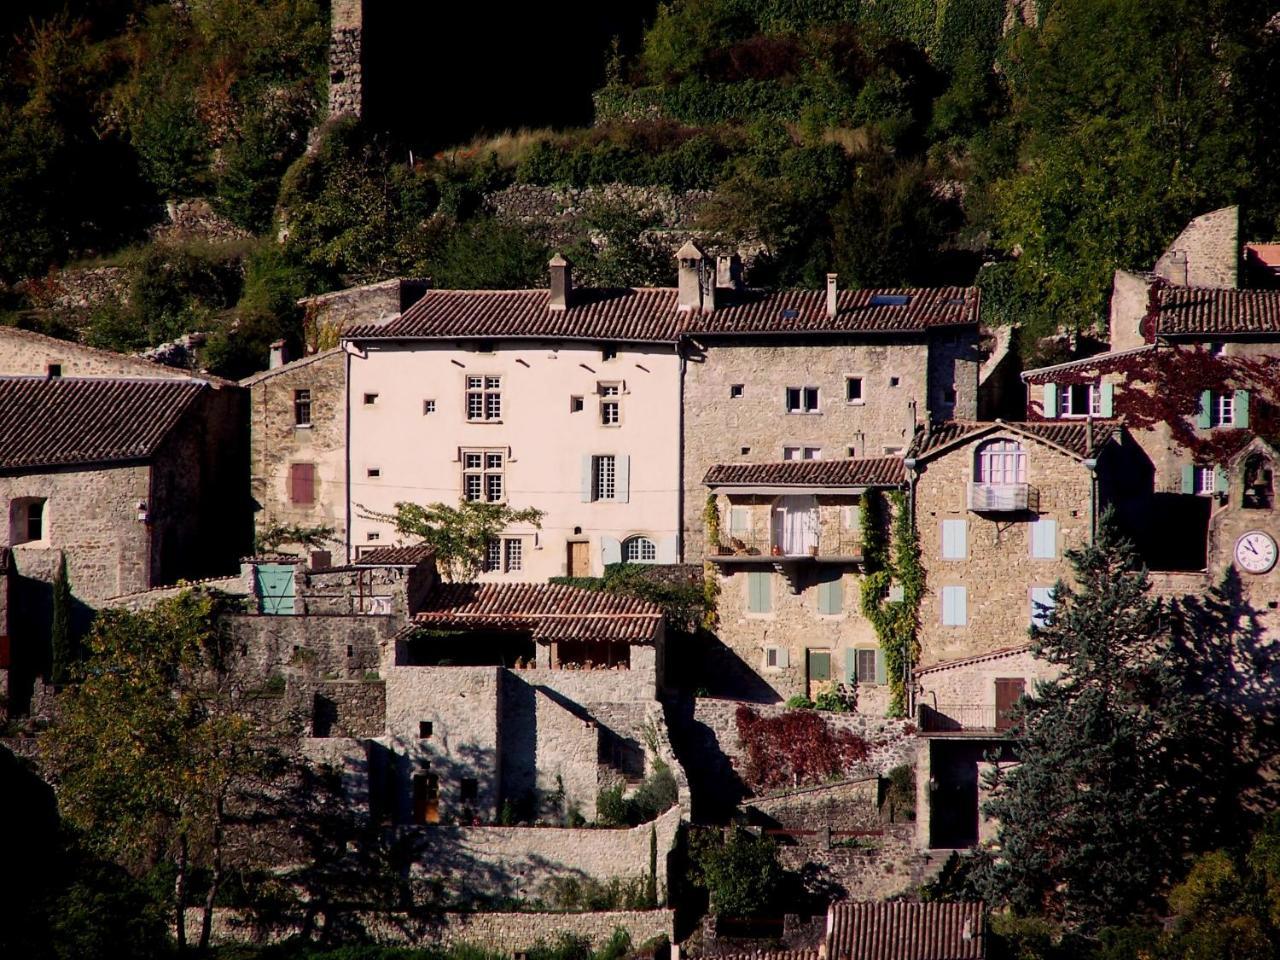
{"left": 363, "top": 392, "right": 378, "bottom": 405}
{"left": 766, "top": 647, "right": 779, "bottom": 668}
{"left": 730, "top": 384, "right": 745, "bottom": 398}
{"left": 846, "top": 377, "right": 863, "bottom": 403}
{"left": 419, "top": 721, "right": 433, "bottom": 738}
{"left": 367, "top": 531, "right": 380, "bottom": 541}
{"left": 460, "top": 777, "right": 479, "bottom": 801}
{"left": 601, "top": 345, "right": 618, "bottom": 361}
{"left": 943, "top": 387, "right": 956, "bottom": 404}
{"left": 346, "top": 644, "right": 354, "bottom": 657}
{"left": 1210, "top": 342, "right": 1225, "bottom": 356}
{"left": 367, "top": 467, "right": 381, "bottom": 478}
{"left": 741, "top": 446, "right": 750, "bottom": 455}
{"left": 847, "top": 446, "right": 856, "bottom": 458}
{"left": 423, "top": 399, "right": 436, "bottom": 415}
{"left": 785, "top": 386, "right": 819, "bottom": 413}
{"left": 571, "top": 396, "right": 584, "bottom": 413}
{"left": 47, "top": 363, "right": 61, "bottom": 378}
{"left": 889, "top": 376, "right": 900, "bottom": 387}
{"left": 474, "top": 341, "right": 496, "bottom": 353}
{"left": 294, "top": 388, "right": 312, "bottom": 425}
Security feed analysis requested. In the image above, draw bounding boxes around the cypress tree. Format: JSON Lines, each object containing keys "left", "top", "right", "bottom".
{"left": 976, "top": 508, "right": 1203, "bottom": 931}
{"left": 50, "top": 551, "right": 72, "bottom": 685}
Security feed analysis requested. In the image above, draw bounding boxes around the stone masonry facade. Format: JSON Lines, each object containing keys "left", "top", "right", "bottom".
{"left": 328, "top": 0, "right": 363, "bottom": 119}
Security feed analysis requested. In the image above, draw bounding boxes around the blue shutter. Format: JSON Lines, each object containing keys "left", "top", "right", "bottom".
{"left": 616, "top": 455, "right": 630, "bottom": 503}
{"left": 1099, "top": 381, "right": 1114, "bottom": 417}
{"left": 1030, "top": 586, "right": 1056, "bottom": 629}
{"left": 776, "top": 645, "right": 789, "bottom": 668}
{"left": 845, "top": 648, "right": 857, "bottom": 683}
{"left": 1031, "top": 519, "right": 1057, "bottom": 559}
{"left": 1042, "top": 383, "right": 1058, "bottom": 419}
{"left": 874, "top": 649, "right": 887, "bottom": 685}
{"left": 1197, "top": 390, "right": 1212, "bottom": 429}
{"left": 601, "top": 536, "right": 621, "bottom": 566}
{"left": 941, "top": 519, "right": 966, "bottom": 560}
{"left": 1215, "top": 465, "right": 1228, "bottom": 495}
{"left": 1181, "top": 464, "right": 1196, "bottom": 494}
{"left": 729, "top": 507, "right": 749, "bottom": 535}
{"left": 580, "top": 455, "right": 594, "bottom": 502}
{"left": 1235, "top": 389, "right": 1250, "bottom": 428}
{"left": 942, "top": 586, "right": 967, "bottom": 626}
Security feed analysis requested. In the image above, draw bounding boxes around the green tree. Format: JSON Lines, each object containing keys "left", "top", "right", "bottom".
{"left": 45, "top": 590, "right": 265, "bottom": 954}
{"left": 359, "top": 500, "right": 544, "bottom": 581}
{"left": 690, "top": 827, "right": 786, "bottom": 917}
{"left": 975, "top": 509, "right": 1204, "bottom": 931}
{"left": 50, "top": 551, "right": 73, "bottom": 685}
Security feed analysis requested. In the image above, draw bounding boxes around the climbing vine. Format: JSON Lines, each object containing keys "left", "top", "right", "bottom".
{"left": 859, "top": 490, "right": 923, "bottom": 717}
{"left": 702, "top": 494, "right": 722, "bottom": 629}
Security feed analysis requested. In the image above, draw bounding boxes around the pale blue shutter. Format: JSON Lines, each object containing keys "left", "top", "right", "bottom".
{"left": 942, "top": 586, "right": 967, "bottom": 626}
{"left": 1030, "top": 586, "right": 1056, "bottom": 628}
{"left": 818, "top": 574, "right": 843, "bottom": 615}
{"left": 729, "top": 507, "right": 749, "bottom": 535}
{"left": 1235, "top": 389, "right": 1250, "bottom": 428}
{"left": 601, "top": 536, "right": 621, "bottom": 566}
{"left": 748, "top": 571, "right": 771, "bottom": 613}
{"left": 1197, "top": 390, "right": 1212, "bottom": 429}
{"left": 1099, "top": 381, "right": 1114, "bottom": 417}
{"left": 616, "top": 455, "right": 630, "bottom": 503}
{"left": 941, "top": 519, "right": 966, "bottom": 560}
{"left": 657, "top": 537, "right": 678, "bottom": 564}
{"left": 1042, "top": 383, "right": 1058, "bottom": 419}
{"left": 1215, "top": 465, "right": 1229, "bottom": 495}
{"left": 1181, "top": 464, "right": 1196, "bottom": 494}
{"left": 845, "top": 648, "right": 857, "bottom": 683}
{"left": 1031, "top": 519, "right": 1057, "bottom": 559}
{"left": 580, "top": 456, "right": 594, "bottom": 502}
{"left": 874, "top": 649, "right": 887, "bottom": 685}
{"left": 776, "top": 645, "right": 789, "bottom": 668}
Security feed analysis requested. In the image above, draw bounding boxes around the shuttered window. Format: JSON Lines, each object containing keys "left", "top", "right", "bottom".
{"left": 817, "top": 571, "right": 843, "bottom": 615}
{"left": 941, "top": 519, "right": 967, "bottom": 560}
{"left": 289, "top": 463, "right": 315, "bottom": 505}
{"left": 1030, "top": 519, "right": 1057, "bottom": 559}
{"left": 941, "top": 586, "right": 967, "bottom": 626}
{"left": 747, "top": 571, "right": 772, "bottom": 613}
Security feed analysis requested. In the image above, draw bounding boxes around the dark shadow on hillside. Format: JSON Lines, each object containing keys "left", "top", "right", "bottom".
{"left": 664, "top": 695, "right": 750, "bottom": 824}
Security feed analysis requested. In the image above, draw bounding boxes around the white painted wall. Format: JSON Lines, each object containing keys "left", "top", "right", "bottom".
{"left": 347, "top": 340, "right": 682, "bottom": 579}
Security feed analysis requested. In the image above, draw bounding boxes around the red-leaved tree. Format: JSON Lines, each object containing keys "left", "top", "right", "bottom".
{"left": 735, "top": 706, "right": 869, "bottom": 791}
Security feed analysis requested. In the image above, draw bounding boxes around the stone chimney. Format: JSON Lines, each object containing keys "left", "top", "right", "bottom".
{"left": 826, "top": 273, "right": 838, "bottom": 319}
{"left": 269, "top": 339, "right": 288, "bottom": 369}
{"left": 716, "top": 254, "right": 743, "bottom": 290}
{"left": 548, "top": 253, "right": 572, "bottom": 311}
{"left": 1164, "top": 250, "right": 1189, "bottom": 287}
{"left": 676, "top": 240, "right": 714, "bottom": 312}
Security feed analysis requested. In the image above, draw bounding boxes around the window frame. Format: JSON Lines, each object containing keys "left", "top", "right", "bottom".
{"left": 855, "top": 648, "right": 879, "bottom": 685}
{"left": 462, "top": 448, "right": 505, "bottom": 503}
{"left": 846, "top": 376, "right": 864, "bottom": 404}
{"left": 293, "top": 388, "right": 312, "bottom": 427}
{"left": 1210, "top": 391, "right": 1235, "bottom": 428}
{"left": 1058, "top": 382, "right": 1101, "bottom": 418}
{"left": 975, "top": 438, "right": 1028, "bottom": 485}
{"left": 1194, "top": 465, "right": 1216, "bottom": 496}
{"left": 785, "top": 386, "right": 820, "bottom": 414}
{"left": 599, "top": 382, "right": 621, "bottom": 426}
{"left": 621, "top": 535, "right": 658, "bottom": 564}
{"left": 465, "top": 375, "right": 503, "bottom": 422}
{"left": 593, "top": 454, "right": 617, "bottom": 502}
{"left": 423, "top": 399, "right": 436, "bottom": 415}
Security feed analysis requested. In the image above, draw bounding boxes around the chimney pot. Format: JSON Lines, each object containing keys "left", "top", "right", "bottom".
{"left": 676, "top": 240, "right": 714, "bottom": 312}
{"left": 548, "top": 253, "right": 572, "bottom": 311}
{"left": 826, "top": 273, "right": 838, "bottom": 319}
{"left": 269, "top": 339, "right": 288, "bottom": 369}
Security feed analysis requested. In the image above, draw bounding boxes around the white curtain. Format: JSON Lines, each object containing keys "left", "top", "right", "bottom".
{"left": 773, "top": 496, "right": 818, "bottom": 555}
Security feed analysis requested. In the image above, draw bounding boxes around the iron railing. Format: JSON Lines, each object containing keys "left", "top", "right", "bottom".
{"left": 967, "top": 482, "right": 1038, "bottom": 512}
{"left": 918, "top": 703, "right": 1007, "bottom": 732}
{"left": 712, "top": 533, "right": 863, "bottom": 558}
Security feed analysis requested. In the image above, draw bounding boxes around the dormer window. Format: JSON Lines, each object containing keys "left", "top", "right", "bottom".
{"left": 975, "top": 439, "right": 1027, "bottom": 484}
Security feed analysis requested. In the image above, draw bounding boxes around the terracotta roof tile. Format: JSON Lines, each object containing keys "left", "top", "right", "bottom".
{"left": 915, "top": 645, "right": 1032, "bottom": 676}
{"left": 0, "top": 377, "right": 206, "bottom": 471}
{"left": 710, "top": 952, "right": 821, "bottom": 960}
{"left": 827, "top": 901, "right": 985, "bottom": 960}
{"left": 411, "top": 582, "right": 664, "bottom": 643}
{"left": 908, "top": 421, "right": 1119, "bottom": 461}
{"left": 343, "top": 286, "right": 978, "bottom": 343}
{"left": 354, "top": 544, "right": 434, "bottom": 566}
{"left": 1021, "top": 345, "right": 1158, "bottom": 385}
{"left": 1157, "top": 287, "right": 1280, "bottom": 336}
{"left": 704, "top": 457, "right": 906, "bottom": 487}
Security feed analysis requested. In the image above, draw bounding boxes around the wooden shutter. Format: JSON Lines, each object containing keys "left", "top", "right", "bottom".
{"left": 1197, "top": 390, "right": 1212, "bottom": 429}
{"left": 1031, "top": 519, "right": 1057, "bottom": 559}
{"left": 1099, "top": 381, "right": 1114, "bottom": 417}
{"left": 818, "top": 573, "right": 843, "bottom": 615}
{"left": 1181, "top": 464, "right": 1196, "bottom": 494}
{"left": 1235, "top": 389, "right": 1250, "bottom": 428}
{"left": 616, "top": 455, "right": 630, "bottom": 503}
{"left": 580, "top": 456, "right": 594, "bottom": 502}
{"left": 1042, "top": 383, "right": 1058, "bottom": 419}
{"left": 748, "top": 571, "right": 771, "bottom": 613}
{"left": 290, "top": 463, "right": 314, "bottom": 505}
{"left": 874, "top": 648, "right": 887, "bottom": 685}
{"left": 942, "top": 586, "right": 967, "bottom": 625}
{"left": 845, "top": 648, "right": 857, "bottom": 683}
{"left": 941, "top": 519, "right": 966, "bottom": 560}
{"left": 600, "top": 536, "right": 621, "bottom": 566}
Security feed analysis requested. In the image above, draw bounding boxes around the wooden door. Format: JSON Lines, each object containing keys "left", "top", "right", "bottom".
{"left": 995, "top": 678, "right": 1026, "bottom": 731}
{"left": 412, "top": 773, "right": 440, "bottom": 824}
{"left": 254, "top": 563, "right": 295, "bottom": 615}
{"left": 568, "top": 540, "right": 590, "bottom": 577}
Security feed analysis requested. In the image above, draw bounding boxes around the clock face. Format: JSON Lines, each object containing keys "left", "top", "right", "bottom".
{"left": 1235, "top": 531, "right": 1278, "bottom": 575}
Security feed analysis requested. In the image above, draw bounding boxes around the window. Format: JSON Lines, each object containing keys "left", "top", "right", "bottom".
{"left": 785, "top": 387, "right": 819, "bottom": 413}
{"left": 941, "top": 586, "right": 968, "bottom": 626}
{"left": 463, "top": 449, "right": 504, "bottom": 502}
{"left": 747, "top": 571, "right": 772, "bottom": 613}
{"left": 504, "top": 538, "right": 522, "bottom": 572}
{"left": 11, "top": 498, "right": 47, "bottom": 544}
{"left": 855, "top": 649, "right": 879, "bottom": 685}
{"left": 466, "top": 376, "right": 502, "bottom": 421}
{"left": 474, "top": 341, "right": 496, "bottom": 353}
{"left": 783, "top": 446, "right": 821, "bottom": 460}
{"left": 418, "top": 721, "right": 433, "bottom": 739}
{"left": 423, "top": 399, "right": 436, "bottom": 415}
{"left": 1210, "top": 342, "right": 1225, "bottom": 356}
{"left": 599, "top": 382, "right": 621, "bottom": 425}
{"left": 847, "top": 446, "right": 856, "bottom": 458}
{"left": 289, "top": 463, "right": 315, "bottom": 505}
{"left": 622, "top": 536, "right": 657, "bottom": 563}
{"left": 47, "top": 363, "right": 61, "bottom": 378}
{"left": 1030, "top": 586, "right": 1056, "bottom": 628}
{"left": 730, "top": 384, "right": 744, "bottom": 398}
{"left": 460, "top": 778, "right": 479, "bottom": 802}
{"left": 871, "top": 293, "right": 911, "bottom": 306}
{"left": 1195, "top": 465, "right": 1216, "bottom": 496}
{"left": 1211, "top": 391, "right": 1234, "bottom": 428}
{"left": 941, "top": 519, "right": 967, "bottom": 560}
{"left": 1030, "top": 519, "right": 1057, "bottom": 558}
{"left": 484, "top": 538, "right": 502, "bottom": 572}
{"left": 975, "top": 439, "right": 1027, "bottom": 484}
{"left": 766, "top": 647, "right": 779, "bottom": 668}
{"left": 1243, "top": 455, "right": 1274, "bottom": 509}
{"left": 1059, "top": 383, "right": 1101, "bottom": 418}
{"left": 808, "top": 650, "right": 832, "bottom": 681}
{"left": 593, "top": 455, "right": 616, "bottom": 501}
{"left": 570, "top": 396, "right": 584, "bottom": 413}
{"left": 366, "top": 531, "right": 380, "bottom": 541}
{"left": 363, "top": 392, "right": 378, "bottom": 405}
{"left": 294, "top": 389, "right": 312, "bottom": 426}
{"left": 367, "top": 467, "right": 381, "bottom": 478}
{"left": 846, "top": 377, "right": 863, "bottom": 403}
{"left": 889, "top": 376, "right": 900, "bottom": 387}
{"left": 601, "top": 344, "right": 618, "bottom": 362}
{"left": 942, "top": 387, "right": 956, "bottom": 405}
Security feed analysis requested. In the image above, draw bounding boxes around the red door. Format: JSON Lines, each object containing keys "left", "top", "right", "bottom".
{"left": 995, "top": 678, "right": 1026, "bottom": 731}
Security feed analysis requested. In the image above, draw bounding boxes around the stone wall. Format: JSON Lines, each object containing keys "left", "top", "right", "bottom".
{"left": 17, "top": 266, "right": 130, "bottom": 313}
{"left": 1154, "top": 205, "right": 1239, "bottom": 290}
{"left": 291, "top": 679, "right": 386, "bottom": 737}
{"left": 774, "top": 823, "right": 935, "bottom": 900}
{"left": 298, "top": 278, "right": 428, "bottom": 351}
{"left": 227, "top": 612, "right": 395, "bottom": 680}
{"left": 914, "top": 432, "right": 1094, "bottom": 666}
{"left": 534, "top": 687, "right": 602, "bottom": 820}
{"left": 0, "top": 325, "right": 194, "bottom": 380}
{"left": 244, "top": 348, "right": 348, "bottom": 549}
{"left": 328, "top": 0, "right": 363, "bottom": 119}
{"left": 745, "top": 776, "right": 881, "bottom": 831}
{"left": 149, "top": 198, "right": 253, "bottom": 244}
{"left": 915, "top": 648, "right": 1059, "bottom": 730}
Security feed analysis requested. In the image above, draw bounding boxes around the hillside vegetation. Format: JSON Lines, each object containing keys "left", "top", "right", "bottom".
{"left": 2, "top": 0, "right": 1279, "bottom": 375}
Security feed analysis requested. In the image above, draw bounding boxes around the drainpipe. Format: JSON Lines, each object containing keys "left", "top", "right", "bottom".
{"left": 1084, "top": 457, "right": 1099, "bottom": 544}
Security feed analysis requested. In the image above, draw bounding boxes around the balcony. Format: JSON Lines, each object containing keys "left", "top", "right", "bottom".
{"left": 708, "top": 534, "right": 863, "bottom": 563}
{"left": 918, "top": 703, "right": 1016, "bottom": 735}
{"left": 967, "top": 482, "right": 1038, "bottom": 513}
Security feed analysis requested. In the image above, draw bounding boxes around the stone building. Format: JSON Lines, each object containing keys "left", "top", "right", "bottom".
{"left": 242, "top": 347, "right": 348, "bottom": 549}
{"left": 702, "top": 456, "right": 907, "bottom": 709}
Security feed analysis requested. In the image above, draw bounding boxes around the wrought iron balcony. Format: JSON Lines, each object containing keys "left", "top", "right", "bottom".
{"left": 708, "top": 534, "right": 863, "bottom": 562}
{"left": 967, "top": 482, "right": 1038, "bottom": 513}
{"left": 918, "top": 703, "right": 1017, "bottom": 734}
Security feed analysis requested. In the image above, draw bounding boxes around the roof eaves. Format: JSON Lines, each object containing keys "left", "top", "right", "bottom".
{"left": 239, "top": 347, "right": 345, "bottom": 386}
{"left": 1019, "top": 344, "right": 1158, "bottom": 381}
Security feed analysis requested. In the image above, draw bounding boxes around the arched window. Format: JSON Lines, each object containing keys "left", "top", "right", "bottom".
{"left": 622, "top": 536, "right": 658, "bottom": 563}
{"left": 1243, "top": 455, "right": 1274, "bottom": 509}
{"left": 975, "top": 439, "right": 1027, "bottom": 485}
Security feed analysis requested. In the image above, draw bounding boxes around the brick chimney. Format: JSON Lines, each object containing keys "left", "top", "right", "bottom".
{"left": 676, "top": 240, "right": 714, "bottom": 312}
{"left": 548, "top": 253, "right": 572, "bottom": 311}
{"left": 826, "top": 273, "right": 838, "bottom": 319}
{"left": 269, "top": 339, "right": 288, "bottom": 369}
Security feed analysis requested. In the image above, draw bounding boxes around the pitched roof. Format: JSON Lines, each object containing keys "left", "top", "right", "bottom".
{"left": 1020, "top": 344, "right": 1158, "bottom": 384}
{"left": 410, "top": 582, "right": 664, "bottom": 643}
{"left": 239, "top": 347, "right": 343, "bottom": 386}
{"left": 710, "top": 952, "right": 821, "bottom": 960}
{"left": 915, "top": 645, "right": 1032, "bottom": 676}
{"left": 827, "top": 901, "right": 985, "bottom": 960}
{"left": 908, "top": 420, "right": 1119, "bottom": 462}
{"left": 342, "top": 286, "right": 979, "bottom": 344}
{"left": 354, "top": 544, "right": 434, "bottom": 567}
{"left": 704, "top": 457, "right": 906, "bottom": 488}
{"left": 1157, "top": 287, "right": 1280, "bottom": 337}
{"left": 0, "top": 377, "right": 207, "bottom": 471}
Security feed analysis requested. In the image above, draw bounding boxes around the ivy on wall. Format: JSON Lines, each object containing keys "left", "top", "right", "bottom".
{"left": 859, "top": 490, "right": 923, "bottom": 716}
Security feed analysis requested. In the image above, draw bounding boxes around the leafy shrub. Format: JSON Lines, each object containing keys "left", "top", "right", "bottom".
{"left": 540, "top": 875, "right": 652, "bottom": 911}
{"left": 785, "top": 695, "right": 815, "bottom": 709}
{"left": 596, "top": 784, "right": 630, "bottom": 827}
{"left": 689, "top": 826, "right": 785, "bottom": 917}
{"left": 735, "top": 705, "right": 869, "bottom": 791}
{"left": 813, "top": 687, "right": 849, "bottom": 712}
{"left": 596, "top": 764, "right": 677, "bottom": 827}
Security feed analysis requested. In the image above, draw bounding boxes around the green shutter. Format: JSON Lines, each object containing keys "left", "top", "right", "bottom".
{"left": 748, "top": 571, "right": 771, "bottom": 613}
{"left": 1215, "top": 464, "right": 1229, "bottom": 495}
{"left": 1042, "top": 383, "right": 1058, "bottom": 419}
{"left": 874, "top": 648, "right": 887, "bottom": 685}
{"left": 845, "top": 648, "right": 857, "bottom": 683}
{"left": 1197, "top": 390, "right": 1212, "bottom": 429}
{"left": 818, "top": 574, "right": 843, "bottom": 615}
{"left": 1181, "top": 464, "right": 1196, "bottom": 494}
{"left": 1235, "top": 389, "right": 1250, "bottom": 428}
{"left": 1099, "top": 381, "right": 1114, "bottom": 417}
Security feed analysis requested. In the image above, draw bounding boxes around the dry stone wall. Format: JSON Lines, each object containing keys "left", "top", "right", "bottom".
{"left": 328, "top": 0, "right": 363, "bottom": 118}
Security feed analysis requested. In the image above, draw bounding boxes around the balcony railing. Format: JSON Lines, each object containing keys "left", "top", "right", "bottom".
{"left": 967, "top": 482, "right": 1038, "bottom": 513}
{"left": 919, "top": 703, "right": 1015, "bottom": 733}
{"left": 710, "top": 534, "right": 863, "bottom": 560}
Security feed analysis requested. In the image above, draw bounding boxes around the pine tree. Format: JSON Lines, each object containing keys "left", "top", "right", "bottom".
{"left": 976, "top": 509, "right": 1204, "bottom": 931}
{"left": 50, "top": 551, "right": 72, "bottom": 685}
